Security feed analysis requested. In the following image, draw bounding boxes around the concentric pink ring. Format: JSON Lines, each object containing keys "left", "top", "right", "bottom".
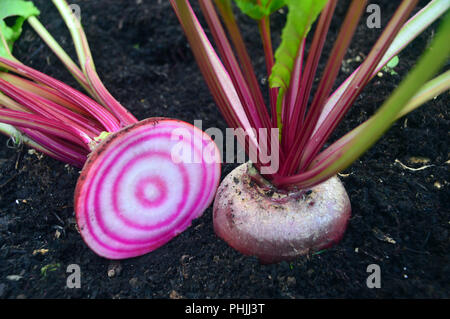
{"left": 134, "top": 176, "right": 168, "bottom": 207}
{"left": 75, "top": 119, "right": 221, "bottom": 258}
{"left": 81, "top": 129, "right": 207, "bottom": 250}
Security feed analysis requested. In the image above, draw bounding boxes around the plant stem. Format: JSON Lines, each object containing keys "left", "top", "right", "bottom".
{"left": 280, "top": 0, "right": 367, "bottom": 176}
{"left": 0, "top": 57, "right": 121, "bottom": 132}
{"left": 0, "top": 123, "right": 85, "bottom": 166}
{"left": 27, "top": 16, "right": 93, "bottom": 96}
{"left": 0, "top": 109, "right": 92, "bottom": 150}
{"left": 287, "top": 0, "right": 336, "bottom": 147}
{"left": 273, "top": 11, "right": 450, "bottom": 190}
{"left": 312, "top": 0, "right": 450, "bottom": 137}
{"left": 214, "top": 0, "right": 271, "bottom": 129}
{"left": 51, "top": 0, "right": 137, "bottom": 127}
{"left": 258, "top": 15, "right": 278, "bottom": 128}
{"left": 298, "top": 0, "right": 419, "bottom": 173}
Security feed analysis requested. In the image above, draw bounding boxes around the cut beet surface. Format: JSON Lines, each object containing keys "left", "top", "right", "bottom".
{"left": 75, "top": 118, "right": 221, "bottom": 259}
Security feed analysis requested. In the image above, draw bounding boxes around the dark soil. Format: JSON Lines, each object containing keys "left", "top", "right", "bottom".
{"left": 0, "top": 1, "right": 448, "bottom": 299}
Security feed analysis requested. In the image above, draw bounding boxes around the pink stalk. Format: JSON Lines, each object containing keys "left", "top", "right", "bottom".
{"left": 20, "top": 128, "right": 87, "bottom": 167}
{"left": 171, "top": 0, "right": 262, "bottom": 167}
{"left": 284, "top": 39, "right": 305, "bottom": 125}
{"left": 287, "top": 0, "right": 337, "bottom": 147}
{"left": 0, "top": 57, "right": 120, "bottom": 132}
{"left": 0, "top": 109, "right": 92, "bottom": 150}
{"left": 311, "top": 0, "right": 448, "bottom": 137}
{"left": 83, "top": 58, "right": 138, "bottom": 127}
{"left": 282, "top": 39, "right": 305, "bottom": 153}
{"left": 214, "top": 0, "right": 268, "bottom": 120}
{"left": 26, "top": 92, "right": 102, "bottom": 136}
{"left": 258, "top": 15, "right": 278, "bottom": 128}
{"left": 199, "top": 0, "right": 265, "bottom": 131}
{"left": 280, "top": 0, "right": 367, "bottom": 176}
{"left": 0, "top": 78, "right": 100, "bottom": 137}
{"left": 0, "top": 72, "right": 96, "bottom": 118}
{"left": 298, "top": 0, "right": 419, "bottom": 172}
{"left": 51, "top": 0, "right": 137, "bottom": 127}
{"left": 0, "top": 92, "right": 28, "bottom": 112}
{"left": 198, "top": 0, "right": 277, "bottom": 166}
{"left": 0, "top": 77, "right": 58, "bottom": 119}
{"left": 26, "top": 16, "right": 94, "bottom": 96}
{"left": 274, "top": 10, "right": 450, "bottom": 189}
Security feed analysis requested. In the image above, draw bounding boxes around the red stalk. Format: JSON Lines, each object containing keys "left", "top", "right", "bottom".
{"left": 282, "top": 39, "right": 305, "bottom": 153}
{"left": 286, "top": 0, "right": 336, "bottom": 147}
{"left": 298, "top": 0, "right": 419, "bottom": 172}
{"left": 171, "top": 0, "right": 263, "bottom": 168}
{"left": 258, "top": 15, "right": 278, "bottom": 128}
{"left": 83, "top": 59, "right": 138, "bottom": 127}
{"left": 311, "top": 0, "right": 445, "bottom": 139}
{"left": 199, "top": 0, "right": 278, "bottom": 168}
{"left": 214, "top": 0, "right": 271, "bottom": 129}
{"left": 53, "top": 0, "right": 137, "bottom": 127}
{"left": 0, "top": 77, "right": 58, "bottom": 120}
{"left": 0, "top": 109, "right": 92, "bottom": 150}
{"left": 199, "top": 0, "right": 265, "bottom": 131}
{"left": 26, "top": 92, "right": 102, "bottom": 136}
{"left": 0, "top": 57, "right": 121, "bottom": 132}
{"left": 284, "top": 39, "right": 305, "bottom": 125}
{"left": 0, "top": 78, "right": 101, "bottom": 137}
{"left": 280, "top": 0, "right": 367, "bottom": 177}
{"left": 0, "top": 92, "right": 28, "bottom": 112}
{"left": 20, "top": 128, "right": 87, "bottom": 166}
{"left": 0, "top": 72, "right": 95, "bottom": 118}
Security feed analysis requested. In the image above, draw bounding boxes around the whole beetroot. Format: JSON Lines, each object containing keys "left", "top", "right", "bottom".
{"left": 214, "top": 163, "right": 351, "bottom": 263}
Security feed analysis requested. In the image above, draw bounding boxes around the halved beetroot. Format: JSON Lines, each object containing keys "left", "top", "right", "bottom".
{"left": 75, "top": 118, "right": 221, "bottom": 259}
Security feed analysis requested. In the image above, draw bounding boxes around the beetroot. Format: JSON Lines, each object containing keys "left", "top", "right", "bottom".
{"left": 75, "top": 118, "right": 221, "bottom": 259}
{"left": 213, "top": 163, "right": 350, "bottom": 263}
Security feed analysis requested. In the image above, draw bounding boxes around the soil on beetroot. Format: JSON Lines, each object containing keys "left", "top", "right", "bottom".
{"left": 0, "top": 0, "right": 448, "bottom": 299}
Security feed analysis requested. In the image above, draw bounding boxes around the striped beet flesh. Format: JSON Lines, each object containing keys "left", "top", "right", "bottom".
{"left": 75, "top": 118, "right": 221, "bottom": 259}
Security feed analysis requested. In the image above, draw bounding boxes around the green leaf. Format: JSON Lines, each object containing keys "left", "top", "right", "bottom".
{"left": 0, "top": 0, "right": 40, "bottom": 59}
{"left": 382, "top": 55, "right": 399, "bottom": 75}
{"left": 269, "top": 0, "right": 327, "bottom": 91}
{"left": 233, "top": 0, "right": 285, "bottom": 20}
{"left": 40, "top": 263, "right": 61, "bottom": 277}
{"left": 386, "top": 55, "right": 399, "bottom": 68}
